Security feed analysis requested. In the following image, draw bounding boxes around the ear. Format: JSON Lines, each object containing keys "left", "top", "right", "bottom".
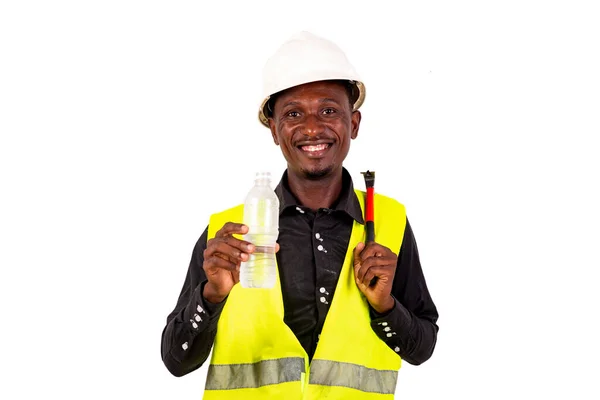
{"left": 268, "top": 118, "right": 279, "bottom": 145}
{"left": 351, "top": 110, "right": 361, "bottom": 140}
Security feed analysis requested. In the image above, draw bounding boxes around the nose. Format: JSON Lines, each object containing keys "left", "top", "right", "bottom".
{"left": 302, "top": 114, "right": 325, "bottom": 137}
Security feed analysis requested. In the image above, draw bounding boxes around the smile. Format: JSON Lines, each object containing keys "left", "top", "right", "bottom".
{"left": 298, "top": 143, "right": 331, "bottom": 158}
{"left": 301, "top": 143, "right": 329, "bottom": 152}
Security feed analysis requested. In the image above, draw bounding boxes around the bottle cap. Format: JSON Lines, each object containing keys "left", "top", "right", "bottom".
{"left": 255, "top": 171, "right": 271, "bottom": 179}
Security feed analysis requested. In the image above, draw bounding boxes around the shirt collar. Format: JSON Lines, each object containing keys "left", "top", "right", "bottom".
{"left": 274, "top": 167, "right": 364, "bottom": 224}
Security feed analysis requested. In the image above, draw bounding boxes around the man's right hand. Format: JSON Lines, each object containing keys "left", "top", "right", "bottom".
{"left": 202, "top": 222, "right": 255, "bottom": 304}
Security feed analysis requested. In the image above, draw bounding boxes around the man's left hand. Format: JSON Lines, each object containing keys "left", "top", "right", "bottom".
{"left": 353, "top": 241, "right": 397, "bottom": 314}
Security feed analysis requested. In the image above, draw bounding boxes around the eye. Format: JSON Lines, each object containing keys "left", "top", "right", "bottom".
{"left": 286, "top": 111, "right": 300, "bottom": 118}
{"left": 322, "top": 108, "right": 337, "bottom": 115}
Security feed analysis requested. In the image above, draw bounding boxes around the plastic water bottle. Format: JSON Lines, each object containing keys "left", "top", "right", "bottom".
{"left": 240, "top": 172, "right": 279, "bottom": 288}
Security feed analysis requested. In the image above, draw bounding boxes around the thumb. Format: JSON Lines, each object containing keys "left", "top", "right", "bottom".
{"left": 353, "top": 242, "right": 365, "bottom": 267}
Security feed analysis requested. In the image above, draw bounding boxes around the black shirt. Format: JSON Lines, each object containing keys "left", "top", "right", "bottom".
{"left": 161, "top": 168, "right": 439, "bottom": 377}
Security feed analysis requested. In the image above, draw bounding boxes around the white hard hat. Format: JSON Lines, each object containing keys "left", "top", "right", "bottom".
{"left": 258, "top": 31, "right": 366, "bottom": 127}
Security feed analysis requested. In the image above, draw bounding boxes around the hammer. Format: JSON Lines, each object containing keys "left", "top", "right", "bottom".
{"left": 361, "top": 170, "right": 375, "bottom": 243}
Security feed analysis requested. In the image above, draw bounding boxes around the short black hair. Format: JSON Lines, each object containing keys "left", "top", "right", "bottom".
{"left": 265, "top": 79, "right": 358, "bottom": 119}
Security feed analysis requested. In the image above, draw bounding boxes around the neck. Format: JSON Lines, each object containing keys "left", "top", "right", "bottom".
{"left": 286, "top": 167, "right": 344, "bottom": 211}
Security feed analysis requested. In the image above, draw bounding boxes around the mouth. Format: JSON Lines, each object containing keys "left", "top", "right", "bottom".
{"left": 297, "top": 142, "right": 332, "bottom": 158}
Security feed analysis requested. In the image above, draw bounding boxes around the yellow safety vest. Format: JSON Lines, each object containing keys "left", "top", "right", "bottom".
{"left": 203, "top": 189, "right": 406, "bottom": 399}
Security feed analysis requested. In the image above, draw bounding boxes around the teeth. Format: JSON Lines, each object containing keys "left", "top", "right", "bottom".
{"left": 301, "top": 144, "right": 328, "bottom": 152}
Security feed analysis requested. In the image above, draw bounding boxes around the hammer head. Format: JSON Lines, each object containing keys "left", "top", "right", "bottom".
{"left": 361, "top": 170, "right": 375, "bottom": 188}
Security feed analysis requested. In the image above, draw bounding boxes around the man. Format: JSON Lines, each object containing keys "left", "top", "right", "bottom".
{"left": 161, "top": 31, "right": 439, "bottom": 399}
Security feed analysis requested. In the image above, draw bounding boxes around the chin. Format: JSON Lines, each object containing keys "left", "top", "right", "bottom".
{"left": 301, "top": 164, "right": 335, "bottom": 180}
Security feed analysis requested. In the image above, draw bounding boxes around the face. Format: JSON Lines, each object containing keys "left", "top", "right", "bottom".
{"left": 268, "top": 80, "right": 361, "bottom": 180}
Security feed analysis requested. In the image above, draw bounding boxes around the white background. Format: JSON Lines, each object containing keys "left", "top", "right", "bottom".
{"left": 1, "top": 1, "right": 599, "bottom": 399}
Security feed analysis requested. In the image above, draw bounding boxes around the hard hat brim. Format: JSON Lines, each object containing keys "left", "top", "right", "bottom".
{"left": 258, "top": 80, "right": 366, "bottom": 128}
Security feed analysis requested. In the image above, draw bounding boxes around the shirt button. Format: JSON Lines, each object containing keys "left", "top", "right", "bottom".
{"left": 182, "top": 342, "right": 189, "bottom": 351}
{"left": 317, "top": 245, "right": 324, "bottom": 251}
{"left": 384, "top": 327, "right": 391, "bottom": 332}
{"left": 320, "top": 296, "right": 326, "bottom": 303}
{"left": 381, "top": 322, "right": 388, "bottom": 326}
{"left": 315, "top": 233, "right": 321, "bottom": 239}
{"left": 319, "top": 287, "right": 326, "bottom": 293}
{"left": 386, "top": 333, "right": 393, "bottom": 338}
{"left": 394, "top": 347, "right": 400, "bottom": 353}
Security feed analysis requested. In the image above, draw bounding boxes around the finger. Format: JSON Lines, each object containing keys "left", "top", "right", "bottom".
{"left": 206, "top": 237, "right": 255, "bottom": 259}
{"left": 356, "top": 262, "right": 371, "bottom": 284}
{"left": 275, "top": 243, "right": 280, "bottom": 253}
{"left": 232, "top": 270, "right": 240, "bottom": 284}
{"left": 204, "top": 255, "right": 238, "bottom": 272}
{"left": 363, "top": 266, "right": 392, "bottom": 286}
{"left": 353, "top": 242, "right": 366, "bottom": 279}
{"left": 361, "top": 242, "right": 392, "bottom": 259}
{"left": 206, "top": 242, "right": 240, "bottom": 264}
{"left": 362, "top": 267, "right": 377, "bottom": 287}
{"left": 214, "top": 252, "right": 242, "bottom": 268}
{"left": 215, "top": 222, "right": 249, "bottom": 238}
{"left": 357, "top": 258, "right": 393, "bottom": 284}
{"left": 221, "top": 236, "right": 255, "bottom": 254}
{"left": 353, "top": 242, "right": 365, "bottom": 267}
{"left": 207, "top": 240, "right": 251, "bottom": 263}
{"left": 360, "top": 255, "right": 396, "bottom": 270}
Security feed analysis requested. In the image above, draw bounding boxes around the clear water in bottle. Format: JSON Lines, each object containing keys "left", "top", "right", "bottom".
{"left": 240, "top": 172, "right": 279, "bottom": 288}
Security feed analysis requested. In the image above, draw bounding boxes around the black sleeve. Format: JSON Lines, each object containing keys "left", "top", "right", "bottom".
{"left": 369, "top": 218, "right": 439, "bottom": 365}
{"left": 161, "top": 226, "right": 226, "bottom": 377}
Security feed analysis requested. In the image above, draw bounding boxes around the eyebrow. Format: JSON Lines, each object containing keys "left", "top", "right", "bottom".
{"left": 280, "top": 97, "right": 342, "bottom": 111}
{"left": 282, "top": 97, "right": 338, "bottom": 108}
{"left": 281, "top": 101, "right": 301, "bottom": 109}
{"left": 320, "top": 98, "right": 340, "bottom": 104}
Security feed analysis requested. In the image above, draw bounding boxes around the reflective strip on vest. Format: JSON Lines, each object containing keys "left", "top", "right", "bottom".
{"left": 205, "top": 357, "right": 305, "bottom": 390}
{"left": 309, "top": 360, "right": 398, "bottom": 394}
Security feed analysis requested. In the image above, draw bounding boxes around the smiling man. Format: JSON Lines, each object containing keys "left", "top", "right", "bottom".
{"left": 161, "top": 32, "right": 439, "bottom": 399}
